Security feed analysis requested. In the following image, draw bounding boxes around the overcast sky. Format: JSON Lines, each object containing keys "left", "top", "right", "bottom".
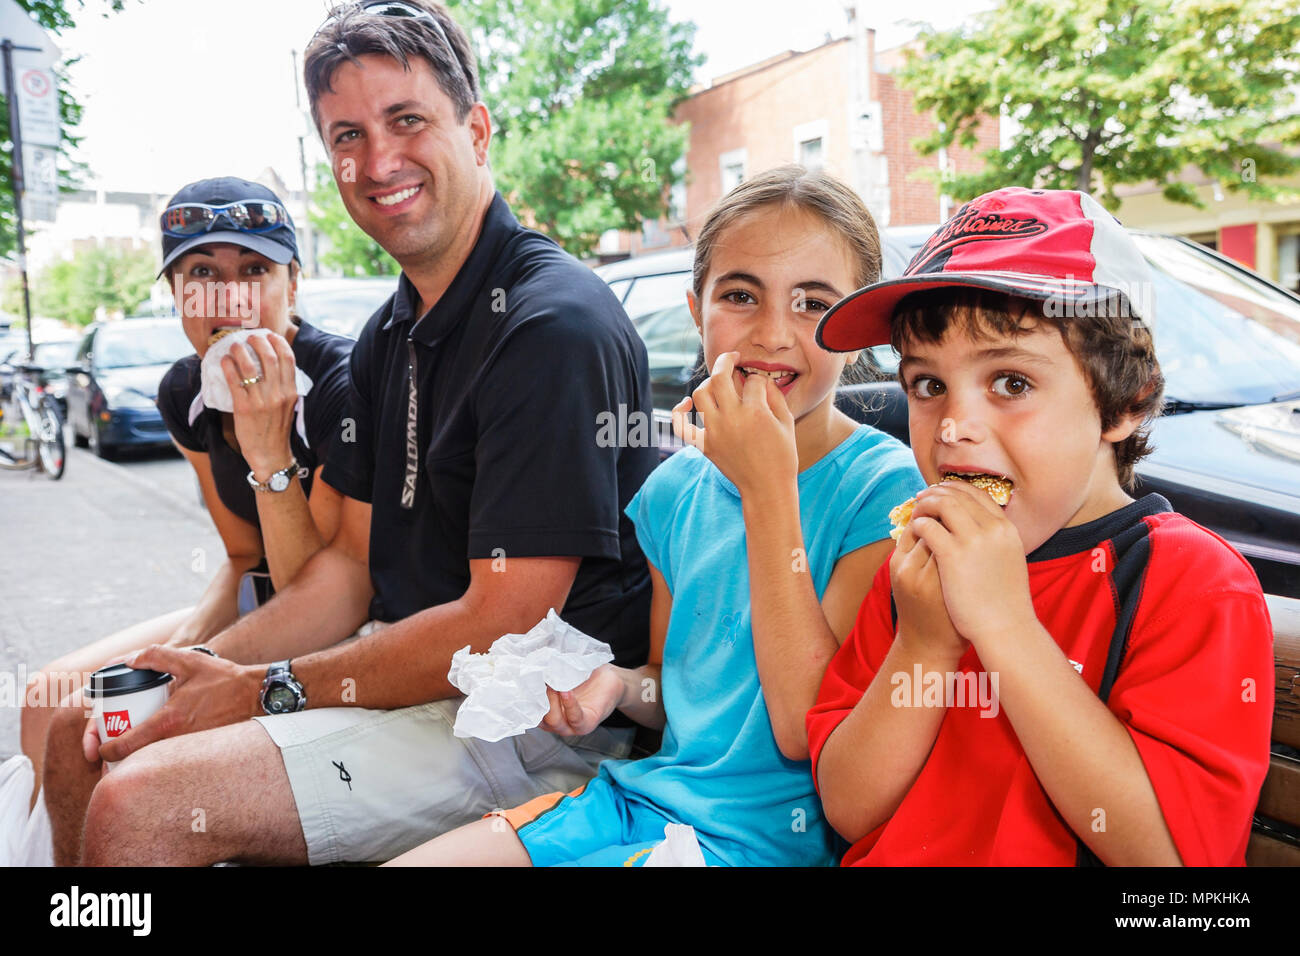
{"left": 47, "top": 0, "right": 989, "bottom": 195}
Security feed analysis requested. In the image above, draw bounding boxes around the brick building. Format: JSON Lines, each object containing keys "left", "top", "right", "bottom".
{"left": 599, "top": 13, "right": 999, "bottom": 261}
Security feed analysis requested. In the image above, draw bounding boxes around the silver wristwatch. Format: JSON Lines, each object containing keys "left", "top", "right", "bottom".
{"left": 260, "top": 660, "right": 307, "bottom": 715}
{"left": 247, "top": 458, "right": 301, "bottom": 493}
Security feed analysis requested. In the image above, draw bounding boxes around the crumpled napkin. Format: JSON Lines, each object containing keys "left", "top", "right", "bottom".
{"left": 200, "top": 329, "right": 313, "bottom": 413}
{"left": 447, "top": 609, "right": 615, "bottom": 742}
{"left": 643, "top": 823, "right": 707, "bottom": 867}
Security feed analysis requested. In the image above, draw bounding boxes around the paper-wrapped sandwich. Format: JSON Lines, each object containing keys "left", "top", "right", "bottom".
{"left": 889, "top": 473, "right": 1014, "bottom": 540}
{"left": 199, "top": 328, "right": 313, "bottom": 413}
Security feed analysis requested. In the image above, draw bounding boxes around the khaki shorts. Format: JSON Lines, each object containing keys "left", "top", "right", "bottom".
{"left": 253, "top": 697, "right": 633, "bottom": 865}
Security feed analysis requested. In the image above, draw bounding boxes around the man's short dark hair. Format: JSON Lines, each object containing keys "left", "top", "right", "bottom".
{"left": 304, "top": 1, "right": 480, "bottom": 132}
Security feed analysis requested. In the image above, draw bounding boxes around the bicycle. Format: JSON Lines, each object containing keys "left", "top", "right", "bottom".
{"left": 0, "top": 362, "right": 66, "bottom": 479}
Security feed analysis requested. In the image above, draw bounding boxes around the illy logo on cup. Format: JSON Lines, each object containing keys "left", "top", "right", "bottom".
{"left": 104, "top": 711, "right": 132, "bottom": 737}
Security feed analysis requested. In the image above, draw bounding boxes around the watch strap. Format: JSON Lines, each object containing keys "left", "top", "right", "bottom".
{"left": 247, "top": 458, "right": 301, "bottom": 493}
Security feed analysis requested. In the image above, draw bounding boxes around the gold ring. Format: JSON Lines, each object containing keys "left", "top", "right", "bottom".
{"left": 239, "top": 375, "right": 264, "bottom": 388}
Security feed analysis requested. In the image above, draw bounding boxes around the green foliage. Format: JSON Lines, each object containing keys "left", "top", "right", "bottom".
{"left": 447, "top": 0, "right": 701, "bottom": 257}
{"left": 896, "top": 0, "right": 1300, "bottom": 209}
{"left": 33, "top": 243, "right": 156, "bottom": 325}
{"left": 0, "top": 1, "right": 129, "bottom": 259}
{"left": 308, "top": 162, "right": 399, "bottom": 277}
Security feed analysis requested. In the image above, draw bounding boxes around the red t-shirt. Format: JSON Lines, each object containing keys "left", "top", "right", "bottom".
{"left": 807, "top": 496, "right": 1275, "bottom": 866}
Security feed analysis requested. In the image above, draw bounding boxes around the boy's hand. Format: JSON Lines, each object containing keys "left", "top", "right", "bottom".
{"left": 539, "top": 664, "right": 625, "bottom": 737}
{"left": 908, "top": 481, "right": 1037, "bottom": 649}
{"left": 672, "top": 351, "right": 798, "bottom": 496}
{"left": 890, "top": 523, "right": 968, "bottom": 662}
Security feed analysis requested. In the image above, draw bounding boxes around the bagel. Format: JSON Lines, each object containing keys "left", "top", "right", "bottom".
{"left": 889, "top": 473, "right": 1014, "bottom": 540}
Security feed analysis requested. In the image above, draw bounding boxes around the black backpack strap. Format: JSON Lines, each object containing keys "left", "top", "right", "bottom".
{"left": 1075, "top": 536, "right": 1150, "bottom": 866}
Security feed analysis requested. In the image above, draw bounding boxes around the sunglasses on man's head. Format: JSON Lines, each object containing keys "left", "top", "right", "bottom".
{"left": 160, "top": 200, "right": 291, "bottom": 238}
{"left": 314, "top": 1, "right": 469, "bottom": 88}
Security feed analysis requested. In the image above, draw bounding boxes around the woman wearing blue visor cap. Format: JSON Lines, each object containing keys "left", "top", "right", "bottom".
{"left": 20, "top": 178, "right": 356, "bottom": 815}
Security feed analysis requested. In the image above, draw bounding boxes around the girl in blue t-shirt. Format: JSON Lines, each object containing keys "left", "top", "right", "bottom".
{"left": 389, "top": 164, "right": 922, "bottom": 867}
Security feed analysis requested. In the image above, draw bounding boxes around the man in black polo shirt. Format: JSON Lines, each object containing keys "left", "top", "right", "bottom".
{"left": 76, "top": 1, "right": 655, "bottom": 865}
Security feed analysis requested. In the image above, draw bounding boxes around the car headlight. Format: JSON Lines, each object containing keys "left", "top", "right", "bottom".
{"left": 104, "top": 386, "right": 156, "bottom": 410}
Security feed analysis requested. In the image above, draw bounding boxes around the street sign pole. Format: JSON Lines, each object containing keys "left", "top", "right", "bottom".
{"left": 2, "top": 38, "right": 41, "bottom": 358}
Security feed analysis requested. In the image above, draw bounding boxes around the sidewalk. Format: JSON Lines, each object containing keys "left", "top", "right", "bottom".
{"left": 0, "top": 449, "right": 222, "bottom": 757}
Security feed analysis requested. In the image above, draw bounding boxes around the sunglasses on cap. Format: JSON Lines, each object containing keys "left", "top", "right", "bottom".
{"left": 314, "top": 1, "right": 469, "bottom": 88}
{"left": 160, "top": 200, "right": 292, "bottom": 238}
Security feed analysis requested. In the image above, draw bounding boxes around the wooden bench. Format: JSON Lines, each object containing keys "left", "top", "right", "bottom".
{"left": 1248, "top": 594, "right": 1300, "bottom": 866}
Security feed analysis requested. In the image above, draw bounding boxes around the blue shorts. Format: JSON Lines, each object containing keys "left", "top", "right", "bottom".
{"left": 513, "top": 775, "right": 727, "bottom": 867}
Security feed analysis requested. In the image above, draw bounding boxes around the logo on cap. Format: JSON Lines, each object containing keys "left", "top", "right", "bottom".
{"left": 104, "top": 711, "right": 132, "bottom": 737}
{"left": 910, "top": 203, "right": 1048, "bottom": 275}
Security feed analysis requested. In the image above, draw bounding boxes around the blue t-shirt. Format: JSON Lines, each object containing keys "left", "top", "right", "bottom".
{"left": 604, "top": 424, "right": 924, "bottom": 866}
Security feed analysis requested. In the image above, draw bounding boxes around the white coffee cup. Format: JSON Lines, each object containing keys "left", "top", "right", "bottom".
{"left": 85, "top": 663, "right": 173, "bottom": 771}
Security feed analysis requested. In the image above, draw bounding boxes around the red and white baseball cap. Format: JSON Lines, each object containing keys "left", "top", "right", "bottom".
{"left": 816, "top": 187, "right": 1155, "bottom": 351}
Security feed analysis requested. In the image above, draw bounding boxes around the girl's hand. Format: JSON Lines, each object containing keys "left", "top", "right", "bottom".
{"left": 672, "top": 351, "right": 798, "bottom": 496}
{"left": 222, "top": 333, "right": 298, "bottom": 477}
{"left": 539, "top": 664, "right": 626, "bottom": 737}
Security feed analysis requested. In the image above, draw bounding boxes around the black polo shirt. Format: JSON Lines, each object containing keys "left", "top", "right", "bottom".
{"left": 157, "top": 320, "right": 354, "bottom": 529}
{"left": 322, "top": 193, "right": 655, "bottom": 672}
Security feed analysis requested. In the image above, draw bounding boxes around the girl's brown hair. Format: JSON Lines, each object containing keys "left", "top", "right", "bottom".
{"left": 692, "top": 164, "right": 881, "bottom": 300}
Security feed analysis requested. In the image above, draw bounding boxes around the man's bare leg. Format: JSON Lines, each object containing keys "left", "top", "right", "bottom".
{"left": 385, "top": 818, "right": 532, "bottom": 867}
{"left": 21, "top": 606, "right": 193, "bottom": 806}
{"left": 80, "top": 720, "right": 308, "bottom": 866}
{"left": 43, "top": 699, "right": 104, "bottom": 866}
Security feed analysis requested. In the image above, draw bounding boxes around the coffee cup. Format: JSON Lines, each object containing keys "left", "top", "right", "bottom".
{"left": 85, "top": 663, "right": 173, "bottom": 771}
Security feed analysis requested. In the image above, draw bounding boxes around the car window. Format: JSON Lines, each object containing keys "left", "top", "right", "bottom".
{"left": 77, "top": 330, "right": 95, "bottom": 363}
{"left": 297, "top": 282, "right": 397, "bottom": 339}
{"left": 95, "top": 324, "right": 194, "bottom": 369}
{"left": 1133, "top": 235, "right": 1300, "bottom": 405}
{"left": 606, "top": 278, "right": 632, "bottom": 304}
{"left": 638, "top": 303, "right": 700, "bottom": 378}
{"left": 622, "top": 272, "right": 692, "bottom": 323}
{"left": 32, "top": 341, "right": 79, "bottom": 368}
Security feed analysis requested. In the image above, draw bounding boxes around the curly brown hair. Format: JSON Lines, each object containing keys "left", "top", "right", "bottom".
{"left": 890, "top": 289, "right": 1164, "bottom": 489}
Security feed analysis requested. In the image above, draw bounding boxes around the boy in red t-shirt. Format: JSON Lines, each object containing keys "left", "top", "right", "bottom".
{"left": 808, "top": 187, "right": 1274, "bottom": 866}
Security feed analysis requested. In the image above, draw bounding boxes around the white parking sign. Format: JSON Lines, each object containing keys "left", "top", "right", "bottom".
{"left": 16, "top": 66, "right": 59, "bottom": 147}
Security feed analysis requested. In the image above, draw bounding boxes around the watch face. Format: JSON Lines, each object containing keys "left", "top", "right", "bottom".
{"left": 270, "top": 472, "right": 290, "bottom": 492}
{"left": 266, "top": 684, "right": 298, "bottom": 713}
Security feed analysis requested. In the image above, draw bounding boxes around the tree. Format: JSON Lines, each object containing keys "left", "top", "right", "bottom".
{"left": 308, "top": 162, "right": 398, "bottom": 277}
{"left": 896, "top": 0, "right": 1300, "bottom": 209}
{"left": 448, "top": 0, "right": 701, "bottom": 257}
{"left": 0, "top": 1, "right": 130, "bottom": 259}
{"left": 33, "top": 243, "right": 155, "bottom": 325}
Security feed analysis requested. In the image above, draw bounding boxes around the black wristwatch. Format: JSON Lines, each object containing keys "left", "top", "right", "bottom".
{"left": 260, "top": 660, "right": 307, "bottom": 715}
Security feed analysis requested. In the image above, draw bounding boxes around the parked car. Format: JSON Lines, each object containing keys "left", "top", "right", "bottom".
{"left": 295, "top": 276, "right": 399, "bottom": 339}
{"left": 595, "top": 229, "right": 1300, "bottom": 598}
{"left": 65, "top": 319, "right": 193, "bottom": 459}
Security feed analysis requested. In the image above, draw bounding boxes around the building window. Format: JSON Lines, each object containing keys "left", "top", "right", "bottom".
{"left": 668, "top": 156, "right": 687, "bottom": 224}
{"left": 719, "top": 148, "right": 747, "bottom": 195}
{"left": 792, "top": 119, "right": 829, "bottom": 172}
{"left": 641, "top": 218, "right": 670, "bottom": 249}
{"left": 597, "top": 228, "right": 622, "bottom": 256}
{"left": 799, "top": 137, "right": 824, "bottom": 171}
{"left": 1280, "top": 232, "right": 1299, "bottom": 294}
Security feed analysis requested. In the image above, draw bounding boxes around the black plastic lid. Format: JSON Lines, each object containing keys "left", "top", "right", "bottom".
{"left": 85, "top": 663, "right": 173, "bottom": 698}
